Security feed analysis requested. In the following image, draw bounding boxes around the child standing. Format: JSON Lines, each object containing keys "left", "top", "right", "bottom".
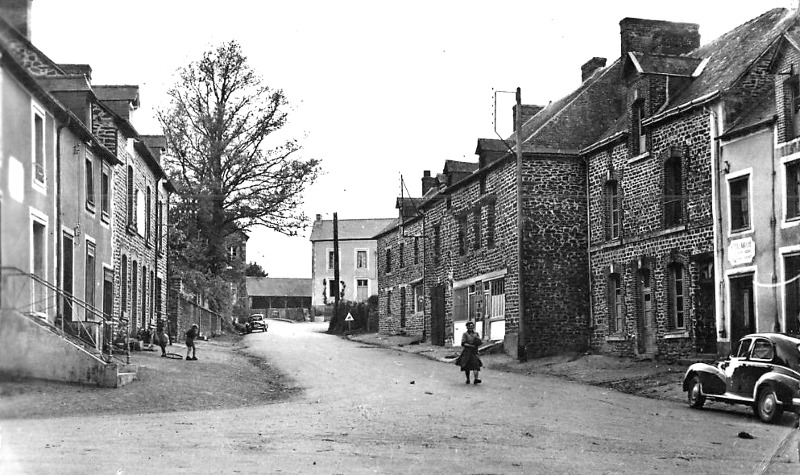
{"left": 185, "top": 323, "right": 199, "bottom": 360}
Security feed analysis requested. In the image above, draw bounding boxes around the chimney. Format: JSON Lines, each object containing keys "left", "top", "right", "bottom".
{"left": 0, "top": 0, "right": 32, "bottom": 39}
{"left": 620, "top": 18, "right": 699, "bottom": 59}
{"left": 421, "top": 170, "right": 437, "bottom": 195}
{"left": 581, "top": 57, "right": 607, "bottom": 82}
{"left": 512, "top": 104, "right": 544, "bottom": 130}
{"left": 315, "top": 214, "right": 322, "bottom": 221}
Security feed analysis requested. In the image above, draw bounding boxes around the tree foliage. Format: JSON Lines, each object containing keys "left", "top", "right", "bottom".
{"left": 158, "top": 40, "right": 320, "bottom": 306}
{"left": 245, "top": 261, "right": 268, "bottom": 277}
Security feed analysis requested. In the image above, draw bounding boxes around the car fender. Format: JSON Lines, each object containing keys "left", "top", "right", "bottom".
{"left": 754, "top": 372, "right": 800, "bottom": 405}
{"left": 683, "top": 363, "right": 727, "bottom": 395}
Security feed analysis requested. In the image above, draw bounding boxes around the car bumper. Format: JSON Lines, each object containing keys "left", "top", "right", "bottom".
{"left": 793, "top": 397, "right": 800, "bottom": 409}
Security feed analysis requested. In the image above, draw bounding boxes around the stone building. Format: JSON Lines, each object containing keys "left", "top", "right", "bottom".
{"left": 378, "top": 8, "right": 800, "bottom": 361}
{"left": 0, "top": 0, "right": 171, "bottom": 386}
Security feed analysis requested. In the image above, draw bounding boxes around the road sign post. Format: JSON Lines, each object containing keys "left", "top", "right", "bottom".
{"left": 345, "top": 312, "right": 354, "bottom": 332}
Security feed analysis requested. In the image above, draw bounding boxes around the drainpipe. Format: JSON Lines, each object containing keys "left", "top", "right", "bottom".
{"left": 770, "top": 125, "right": 779, "bottom": 331}
{"left": 515, "top": 87, "right": 526, "bottom": 361}
{"left": 708, "top": 106, "right": 726, "bottom": 350}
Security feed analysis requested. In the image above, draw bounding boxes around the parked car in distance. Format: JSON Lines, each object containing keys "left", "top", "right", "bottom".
{"left": 246, "top": 314, "right": 268, "bottom": 334}
{"left": 682, "top": 333, "right": 800, "bottom": 423}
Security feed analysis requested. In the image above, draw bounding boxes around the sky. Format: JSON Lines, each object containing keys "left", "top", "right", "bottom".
{"left": 31, "top": 0, "right": 790, "bottom": 278}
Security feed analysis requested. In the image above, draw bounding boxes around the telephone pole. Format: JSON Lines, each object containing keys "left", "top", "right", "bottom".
{"left": 333, "top": 212, "right": 340, "bottom": 327}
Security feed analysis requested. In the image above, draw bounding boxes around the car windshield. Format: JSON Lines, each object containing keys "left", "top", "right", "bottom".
{"left": 734, "top": 338, "right": 752, "bottom": 358}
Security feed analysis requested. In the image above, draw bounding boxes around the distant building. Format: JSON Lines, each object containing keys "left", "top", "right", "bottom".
{"left": 246, "top": 277, "right": 312, "bottom": 321}
{"left": 309, "top": 215, "right": 395, "bottom": 307}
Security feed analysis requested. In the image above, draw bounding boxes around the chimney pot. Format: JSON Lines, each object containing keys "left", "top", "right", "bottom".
{"left": 315, "top": 214, "right": 321, "bottom": 221}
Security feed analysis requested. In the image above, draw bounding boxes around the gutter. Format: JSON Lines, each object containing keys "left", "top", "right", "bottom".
{"left": 644, "top": 90, "right": 720, "bottom": 128}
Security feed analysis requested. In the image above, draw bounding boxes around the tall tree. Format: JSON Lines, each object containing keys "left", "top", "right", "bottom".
{"left": 245, "top": 261, "right": 268, "bottom": 278}
{"left": 159, "top": 40, "right": 319, "bottom": 306}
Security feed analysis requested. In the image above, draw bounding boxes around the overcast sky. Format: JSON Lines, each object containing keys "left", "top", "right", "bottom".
{"left": 31, "top": 0, "right": 789, "bottom": 278}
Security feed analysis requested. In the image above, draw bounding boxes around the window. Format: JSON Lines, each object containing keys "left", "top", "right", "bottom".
{"left": 156, "top": 202, "right": 163, "bottom": 253}
{"left": 473, "top": 207, "right": 482, "bottom": 250}
{"left": 399, "top": 242, "right": 406, "bottom": 268}
{"left": 155, "top": 277, "right": 163, "bottom": 318}
{"left": 127, "top": 166, "right": 134, "bottom": 226}
{"left": 735, "top": 338, "right": 752, "bottom": 358}
{"left": 751, "top": 339, "right": 774, "bottom": 360}
{"left": 480, "top": 175, "right": 487, "bottom": 194}
{"left": 229, "top": 246, "right": 238, "bottom": 260}
{"left": 457, "top": 215, "right": 467, "bottom": 256}
{"left": 606, "top": 180, "right": 620, "bottom": 239}
{"left": 414, "top": 238, "right": 419, "bottom": 265}
{"left": 356, "top": 279, "right": 368, "bottom": 301}
{"left": 85, "top": 241, "right": 96, "bottom": 313}
{"left": 62, "top": 232, "right": 74, "bottom": 321}
{"left": 135, "top": 189, "right": 145, "bottom": 236}
{"left": 632, "top": 100, "right": 646, "bottom": 155}
{"left": 487, "top": 278, "right": 505, "bottom": 320}
{"left": 784, "top": 254, "right": 800, "bottom": 334}
{"left": 131, "top": 261, "right": 138, "bottom": 326}
{"left": 141, "top": 266, "right": 147, "bottom": 325}
{"left": 33, "top": 109, "right": 45, "bottom": 185}
{"left": 608, "top": 274, "right": 623, "bottom": 333}
{"left": 433, "top": 224, "right": 441, "bottom": 262}
{"left": 400, "top": 287, "right": 407, "bottom": 327}
{"left": 729, "top": 175, "right": 750, "bottom": 232}
{"left": 327, "top": 249, "right": 340, "bottom": 270}
{"left": 85, "top": 157, "right": 95, "bottom": 209}
{"left": 101, "top": 165, "right": 110, "bottom": 221}
{"left": 121, "top": 255, "right": 128, "bottom": 312}
{"left": 786, "top": 160, "right": 800, "bottom": 220}
{"left": 385, "top": 248, "right": 392, "bottom": 273}
{"left": 486, "top": 201, "right": 496, "bottom": 248}
{"left": 785, "top": 76, "right": 800, "bottom": 141}
{"left": 413, "top": 282, "right": 424, "bottom": 313}
{"left": 669, "top": 263, "right": 686, "bottom": 329}
{"left": 664, "top": 154, "right": 684, "bottom": 227}
{"left": 146, "top": 186, "right": 152, "bottom": 243}
{"left": 386, "top": 290, "right": 392, "bottom": 316}
{"left": 356, "top": 250, "right": 367, "bottom": 269}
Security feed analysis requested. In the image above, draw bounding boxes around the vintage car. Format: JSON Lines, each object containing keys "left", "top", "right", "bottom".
{"left": 246, "top": 314, "right": 268, "bottom": 333}
{"left": 683, "top": 333, "right": 800, "bottom": 423}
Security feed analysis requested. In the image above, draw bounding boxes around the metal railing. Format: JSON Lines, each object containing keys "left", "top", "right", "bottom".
{"left": 1, "top": 266, "right": 130, "bottom": 364}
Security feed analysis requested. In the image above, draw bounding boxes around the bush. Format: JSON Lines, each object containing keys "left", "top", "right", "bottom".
{"left": 327, "top": 299, "right": 377, "bottom": 335}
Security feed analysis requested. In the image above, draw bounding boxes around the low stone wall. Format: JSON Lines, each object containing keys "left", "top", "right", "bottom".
{"left": 0, "top": 310, "right": 116, "bottom": 387}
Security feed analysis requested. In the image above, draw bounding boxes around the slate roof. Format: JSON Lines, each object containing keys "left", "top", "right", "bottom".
{"left": 309, "top": 218, "right": 396, "bottom": 242}
{"left": 443, "top": 160, "right": 478, "bottom": 174}
{"left": 666, "top": 8, "right": 793, "bottom": 111}
{"left": 246, "top": 277, "right": 311, "bottom": 298}
{"left": 719, "top": 86, "right": 776, "bottom": 139}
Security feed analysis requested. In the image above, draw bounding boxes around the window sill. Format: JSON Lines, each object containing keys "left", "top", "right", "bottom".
{"left": 782, "top": 218, "right": 800, "bottom": 229}
{"left": 663, "top": 223, "right": 687, "bottom": 233}
{"left": 627, "top": 151, "right": 650, "bottom": 164}
{"left": 664, "top": 331, "right": 689, "bottom": 339}
{"left": 85, "top": 201, "right": 96, "bottom": 214}
{"left": 727, "top": 228, "right": 754, "bottom": 238}
{"left": 126, "top": 224, "right": 137, "bottom": 235}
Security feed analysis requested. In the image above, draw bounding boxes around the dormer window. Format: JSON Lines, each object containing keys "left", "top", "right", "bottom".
{"left": 785, "top": 75, "right": 800, "bottom": 142}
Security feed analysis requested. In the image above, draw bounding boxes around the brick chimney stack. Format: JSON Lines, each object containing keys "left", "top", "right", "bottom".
{"left": 421, "top": 170, "right": 437, "bottom": 195}
{"left": 0, "top": 0, "right": 32, "bottom": 39}
{"left": 620, "top": 17, "right": 699, "bottom": 59}
{"left": 581, "top": 57, "right": 607, "bottom": 82}
{"left": 513, "top": 104, "right": 544, "bottom": 130}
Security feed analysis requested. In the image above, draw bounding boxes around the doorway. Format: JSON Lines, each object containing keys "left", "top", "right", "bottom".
{"left": 637, "top": 269, "right": 655, "bottom": 355}
{"left": 430, "top": 285, "right": 445, "bottom": 346}
{"left": 729, "top": 274, "right": 755, "bottom": 344}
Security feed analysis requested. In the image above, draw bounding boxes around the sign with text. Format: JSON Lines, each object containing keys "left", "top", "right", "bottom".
{"left": 728, "top": 237, "right": 755, "bottom": 266}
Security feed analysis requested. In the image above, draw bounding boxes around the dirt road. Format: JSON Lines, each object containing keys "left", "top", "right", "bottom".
{"left": 0, "top": 321, "right": 794, "bottom": 474}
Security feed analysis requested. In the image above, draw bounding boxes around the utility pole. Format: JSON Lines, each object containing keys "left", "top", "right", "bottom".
{"left": 515, "top": 87, "right": 526, "bottom": 361}
{"left": 333, "top": 212, "right": 340, "bottom": 328}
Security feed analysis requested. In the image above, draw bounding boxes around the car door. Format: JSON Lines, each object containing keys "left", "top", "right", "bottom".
{"left": 738, "top": 337, "right": 776, "bottom": 399}
{"left": 725, "top": 337, "right": 753, "bottom": 397}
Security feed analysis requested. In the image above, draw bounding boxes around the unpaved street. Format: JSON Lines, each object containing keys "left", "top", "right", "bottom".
{"left": 1, "top": 320, "right": 794, "bottom": 474}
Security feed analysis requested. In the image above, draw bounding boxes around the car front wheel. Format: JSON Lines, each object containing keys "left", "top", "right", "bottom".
{"left": 756, "top": 387, "right": 784, "bottom": 423}
{"left": 687, "top": 375, "right": 705, "bottom": 409}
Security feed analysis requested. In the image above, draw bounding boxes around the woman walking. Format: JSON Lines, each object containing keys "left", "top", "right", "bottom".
{"left": 455, "top": 321, "right": 483, "bottom": 384}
